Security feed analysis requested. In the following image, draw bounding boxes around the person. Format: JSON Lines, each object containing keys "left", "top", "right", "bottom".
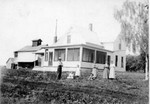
{"left": 103, "top": 63, "right": 109, "bottom": 79}
{"left": 88, "top": 64, "right": 97, "bottom": 80}
{"left": 109, "top": 61, "right": 115, "bottom": 80}
{"left": 57, "top": 57, "right": 63, "bottom": 80}
{"left": 74, "top": 65, "right": 80, "bottom": 79}
{"left": 67, "top": 72, "right": 74, "bottom": 79}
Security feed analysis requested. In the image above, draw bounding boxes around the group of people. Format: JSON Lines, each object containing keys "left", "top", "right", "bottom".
{"left": 56, "top": 57, "right": 115, "bottom": 80}
{"left": 103, "top": 61, "right": 115, "bottom": 80}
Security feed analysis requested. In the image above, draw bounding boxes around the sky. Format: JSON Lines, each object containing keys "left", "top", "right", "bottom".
{"left": 0, "top": 0, "right": 126, "bottom": 65}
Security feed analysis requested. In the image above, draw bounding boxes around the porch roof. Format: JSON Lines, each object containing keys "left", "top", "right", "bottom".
{"left": 42, "top": 43, "right": 113, "bottom": 53}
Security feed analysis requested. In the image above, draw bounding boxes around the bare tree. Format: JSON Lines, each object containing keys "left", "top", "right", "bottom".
{"left": 114, "top": 0, "right": 149, "bottom": 80}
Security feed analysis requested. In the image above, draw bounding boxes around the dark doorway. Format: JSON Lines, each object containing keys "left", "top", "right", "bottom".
{"left": 49, "top": 52, "right": 53, "bottom": 66}
{"left": 107, "top": 55, "right": 111, "bottom": 66}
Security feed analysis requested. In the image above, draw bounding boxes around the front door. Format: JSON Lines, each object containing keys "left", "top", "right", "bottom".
{"left": 49, "top": 52, "right": 53, "bottom": 66}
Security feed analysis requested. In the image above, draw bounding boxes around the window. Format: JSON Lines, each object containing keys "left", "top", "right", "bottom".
{"left": 82, "top": 48, "right": 94, "bottom": 63}
{"left": 67, "top": 35, "right": 71, "bottom": 44}
{"left": 119, "top": 43, "right": 121, "bottom": 50}
{"left": 67, "top": 48, "right": 80, "bottom": 61}
{"left": 54, "top": 49, "right": 66, "bottom": 61}
{"left": 45, "top": 49, "right": 48, "bottom": 61}
{"left": 115, "top": 55, "right": 118, "bottom": 67}
{"left": 96, "top": 51, "right": 106, "bottom": 64}
{"left": 14, "top": 52, "right": 18, "bottom": 57}
{"left": 121, "top": 57, "right": 124, "bottom": 68}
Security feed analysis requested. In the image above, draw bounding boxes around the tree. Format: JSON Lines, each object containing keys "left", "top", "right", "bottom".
{"left": 114, "top": 0, "right": 149, "bottom": 80}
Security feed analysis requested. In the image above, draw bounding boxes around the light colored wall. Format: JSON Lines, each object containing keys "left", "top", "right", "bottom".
{"left": 113, "top": 51, "right": 126, "bottom": 71}
{"left": 16, "top": 52, "right": 35, "bottom": 62}
{"left": 6, "top": 60, "right": 12, "bottom": 69}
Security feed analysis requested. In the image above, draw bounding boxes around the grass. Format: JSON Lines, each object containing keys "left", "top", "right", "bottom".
{"left": 0, "top": 68, "right": 149, "bottom": 104}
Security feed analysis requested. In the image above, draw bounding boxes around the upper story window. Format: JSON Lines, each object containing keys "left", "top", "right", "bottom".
{"left": 119, "top": 39, "right": 121, "bottom": 50}
{"left": 119, "top": 43, "right": 121, "bottom": 50}
{"left": 67, "top": 35, "right": 71, "bottom": 44}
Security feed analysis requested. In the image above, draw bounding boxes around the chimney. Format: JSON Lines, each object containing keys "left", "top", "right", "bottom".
{"left": 89, "top": 23, "right": 93, "bottom": 31}
{"left": 54, "top": 19, "right": 58, "bottom": 43}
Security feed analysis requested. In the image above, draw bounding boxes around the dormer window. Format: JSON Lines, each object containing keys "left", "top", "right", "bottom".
{"left": 67, "top": 35, "right": 71, "bottom": 44}
{"left": 32, "top": 39, "right": 42, "bottom": 47}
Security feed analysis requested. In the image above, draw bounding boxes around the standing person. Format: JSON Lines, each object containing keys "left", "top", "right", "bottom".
{"left": 92, "top": 64, "right": 97, "bottom": 79}
{"left": 75, "top": 65, "right": 80, "bottom": 79}
{"left": 57, "top": 57, "right": 63, "bottom": 80}
{"left": 103, "top": 63, "right": 109, "bottom": 79}
{"left": 109, "top": 61, "right": 115, "bottom": 80}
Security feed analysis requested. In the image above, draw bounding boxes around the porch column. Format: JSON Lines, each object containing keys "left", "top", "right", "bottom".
{"left": 79, "top": 46, "right": 83, "bottom": 65}
{"left": 94, "top": 50, "right": 96, "bottom": 64}
{"left": 65, "top": 48, "right": 68, "bottom": 61}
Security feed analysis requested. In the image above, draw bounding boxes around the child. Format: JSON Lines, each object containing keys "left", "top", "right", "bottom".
{"left": 88, "top": 65, "right": 97, "bottom": 80}
{"left": 67, "top": 72, "right": 74, "bottom": 79}
{"left": 75, "top": 65, "right": 80, "bottom": 79}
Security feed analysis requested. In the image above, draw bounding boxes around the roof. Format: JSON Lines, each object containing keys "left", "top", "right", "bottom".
{"left": 101, "top": 42, "right": 114, "bottom": 51}
{"left": 51, "top": 26, "right": 103, "bottom": 47}
{"left": 32, "top": 39, "right": 42, "bottom": 42}
{"left": 15, "top": 45, "right": 47, "bottom": 52}
{"left": 43, "top": 43, "right": 113, "bottom": 53}
{"left": 6, "top": 58, "right": 14, "bottom": 63}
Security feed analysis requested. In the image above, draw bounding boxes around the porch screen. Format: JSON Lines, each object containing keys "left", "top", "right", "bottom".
{"left": 96, "top": 51, "right": 106, "bottom": 64}
{"left": 54, "top": 49, "right": 66, "bottom": 61}
{"left": 82, "top": 48, "right": 94, "bottom": 63}
{"left": 67, "top": 48, "right": 80, "bottom": 61}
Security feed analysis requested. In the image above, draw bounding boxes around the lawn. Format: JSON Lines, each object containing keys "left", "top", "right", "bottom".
{"left": 0, "top": 68, "right": 149, "bottom": 104}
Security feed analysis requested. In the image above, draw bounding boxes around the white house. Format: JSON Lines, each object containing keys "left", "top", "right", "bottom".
{"left": 6, "top": 58, "right": 15, "bottom": 69}
{"left": 14, "top": 39, "right": 47, "bottom": 69}
{"left": 33, "top": 25, "right": 126, "bottom": 72}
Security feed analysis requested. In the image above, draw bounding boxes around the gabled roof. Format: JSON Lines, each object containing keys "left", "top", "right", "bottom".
{"left": 51, "top": 26, "right": 103, "bottom": 47}
{"left": 15, "top": 45, "right": 47, "bottom": 52}
{"left": 6, "top": 58, "right": 14, "bottom": 63}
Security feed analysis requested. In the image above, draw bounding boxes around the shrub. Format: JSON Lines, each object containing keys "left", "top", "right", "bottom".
{"left": 126, "top": 55, "right": 145, "bottom": 72}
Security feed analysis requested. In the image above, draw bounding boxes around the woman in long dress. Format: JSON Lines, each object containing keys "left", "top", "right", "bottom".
{"left": 109, "top": 61, "right": 115, "bottom": 79}
{"left": 103, "top": 63, "right": 109, "bottom": 79}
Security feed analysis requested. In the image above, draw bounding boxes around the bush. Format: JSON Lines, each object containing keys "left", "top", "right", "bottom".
{"left": 126, "top": 55, "right": 145, "bottom": 72}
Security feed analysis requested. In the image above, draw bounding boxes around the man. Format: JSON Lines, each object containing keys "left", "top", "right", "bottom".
{"left": 57, "top": 57, "right": 63, "bottom": 80}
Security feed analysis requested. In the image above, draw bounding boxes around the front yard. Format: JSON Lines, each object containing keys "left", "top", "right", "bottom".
{"left": 0, "top": 68, "right": 149, "bottom": 104}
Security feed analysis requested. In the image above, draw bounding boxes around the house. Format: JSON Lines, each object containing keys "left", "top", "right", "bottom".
{"left": 102, "top": 34, "right": 126, "bottom": 71}
{"left": 6, "top": 58, "right": 15, "bottom": 69}
{"left": 14, "top": 39, "right": 47, "bottom": 69}
{"left": 33, "top": 24, "right": 126, "bottom": 72}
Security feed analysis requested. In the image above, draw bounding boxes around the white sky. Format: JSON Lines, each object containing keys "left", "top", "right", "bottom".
{"left": 0, "top": 0, "right": 126, "bottom": 65}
